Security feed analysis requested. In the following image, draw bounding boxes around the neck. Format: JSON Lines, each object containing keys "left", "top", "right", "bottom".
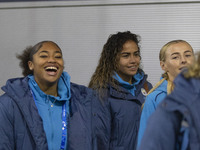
{"left": 38, "top": 82, "right": 58, "bottom": 97}
{"left": 127, "top": 79, "right": 132, "bottom": 84}
{"left": 116, "top": 73, "right": 133, "bottom": 84}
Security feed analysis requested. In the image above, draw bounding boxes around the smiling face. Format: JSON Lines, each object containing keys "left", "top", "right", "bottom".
{"left": 160, "top": 42, "right": 194, "bottom": 81}
{"left": 116, "top": 40, "right": 140, "bottom": 84}
{"left": 28, "top": 41, "right": 64, "bottom": 88}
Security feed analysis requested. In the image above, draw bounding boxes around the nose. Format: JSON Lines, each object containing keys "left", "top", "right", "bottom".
{"left": 130, "top": 54, "right": 136, "bottom": 63}
{"left": 47, "top": 56, "right": 56, "bottom": 63}
{"left": 181, "top": 56, "right": 187, "bottom": 64}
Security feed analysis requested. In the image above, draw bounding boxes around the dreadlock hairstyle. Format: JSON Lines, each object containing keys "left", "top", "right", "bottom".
{"left": 88, "top": 31, "right": 141, "bottom": 97}
{"left": 184, "top": 51, "right": 200, "bottom": 78}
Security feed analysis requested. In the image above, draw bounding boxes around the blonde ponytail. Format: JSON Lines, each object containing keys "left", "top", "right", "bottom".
{"left": 141, "top": 72, "right": 174, "bottom": 110}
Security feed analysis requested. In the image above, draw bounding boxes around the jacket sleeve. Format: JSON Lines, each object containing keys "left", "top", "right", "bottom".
{"left": 0, "top": 96, "right": 15, "bottom": 150}
{"left": 138, "top": 104, "right": 181, "bottom": 150}
{"left": 92, "top": 92, "right": 111, "bottom": 150}
{"left": 137, "top": 93, "right": 157, "bottom": 148}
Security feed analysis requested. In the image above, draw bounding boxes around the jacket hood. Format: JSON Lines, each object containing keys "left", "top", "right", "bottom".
{"left": 2, "top": 77, "right": 31, "bottom": 100}
{"left": 161, "top": 72, "right": 200, "bottom": 143}
{"left": 28, "top": 71, "right": 71, "bottom": 102}
{"left": 166, "top": 73, "right": 200, "bottom": 107}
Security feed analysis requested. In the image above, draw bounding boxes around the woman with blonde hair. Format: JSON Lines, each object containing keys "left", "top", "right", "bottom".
{"left": 138, "top": 52, "right": 200, "bottom": 150}
{"left": 137, "top": 40, "right": 195, "bottom": 148}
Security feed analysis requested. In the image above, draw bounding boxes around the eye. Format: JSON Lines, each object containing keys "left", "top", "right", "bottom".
{"left": 172, "top": 56, "right": 179, "bottom": 60}
{"left": 134, "top": 52, "right": 140, "bottom": 57}
{"left": 122, "top": 54, "right": 129, "bottom": 58}
{"left": 55, "top": 55, "right": 62, "bottom": 59}
{"left": 40, "top": 55, "right": 48, "bottom": 58}
{"left": 185, "top": 54, "right": 192, "bottom": 57}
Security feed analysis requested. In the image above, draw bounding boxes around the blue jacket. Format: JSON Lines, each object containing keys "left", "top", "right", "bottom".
{"left": 92, "top": 74, "right": 152, "bottom": 150}
{"left": 137, "top": 79, "right": 167, "bottom": 148}
{"left": 0, "top": 76, "right": 94, "bottom": 150}
{"left": 138, "top": 73, "right": 200, "bottom": 150}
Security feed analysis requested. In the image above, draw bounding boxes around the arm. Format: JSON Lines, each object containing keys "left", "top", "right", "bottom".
{"left": 92, "top": 92, "right": 111, "bottom": 150}
{"left": 137, "top": 94, "right": 156, "bottom": 148}
{"left": 138, "top": 105, "right": 181, "bottom": 150}
{"left": 137, "top": 91, "right": 167, "bottom": 148}
{"left": 0, "top": 97, "right": 14, "bottom": 150}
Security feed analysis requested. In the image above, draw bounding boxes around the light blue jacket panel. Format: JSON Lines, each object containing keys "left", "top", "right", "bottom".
{"left": 137, "top": 79, "right": 167, "bottom": 148}
{"left": 28, "top": 72, "right": 71, "bottom": 150}
{"left": 138, "top": 72, "right": 200, "bottom": 150}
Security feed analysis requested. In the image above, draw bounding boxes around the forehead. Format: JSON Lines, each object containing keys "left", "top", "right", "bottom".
{"left": 37, "top": 42, "right": 62, "bottom": 53}
{"left": 121, "top": 40, "right": 138, "bottom": 52}
{"left": 165, "top": 42, "right": 193, "bottom": 58}
{"left": 167, "top": 42, "right": 193, "bottom": 54}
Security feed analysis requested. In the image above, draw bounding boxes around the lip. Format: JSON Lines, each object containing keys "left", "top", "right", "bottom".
{"left": 179, "top": 66, "right": 187, "bottom": 71}
{"left": 128, "top": 66, "right": 138, "bottom": 71}
{"left": 44, "top": 65, "right": 59, "bottom": 76}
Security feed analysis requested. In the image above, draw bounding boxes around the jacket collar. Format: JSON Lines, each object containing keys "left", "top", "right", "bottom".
{"left": 109, "top": 74, "right": 148, "bottom": 104}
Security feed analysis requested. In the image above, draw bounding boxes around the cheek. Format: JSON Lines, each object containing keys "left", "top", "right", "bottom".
{"left": 118, "top": 59, "right": 124, "bottom": 67}
{"left": 136, "top": 57, "right": 141, "bottom": 64}
{"left": 164, "top": 61, "right": 174, "bottom": 71}
{"left": 188, "top": 57, "right": 195, "bottom": 65}
{"left": 59, "top": 60, "right": 64, "bottom": 66}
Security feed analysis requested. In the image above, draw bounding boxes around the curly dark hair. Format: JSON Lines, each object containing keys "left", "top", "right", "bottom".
{"left": 16, "top": 41, "right": 61, "bottom": 77}
{"left": 88, "top": 31, "right": 141, "bottom": 95}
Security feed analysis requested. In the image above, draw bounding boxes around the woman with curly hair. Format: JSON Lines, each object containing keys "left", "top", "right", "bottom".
{"left": 89, "top": 31, "right": 152, "bottom": 150}
{"left": 138, "top": 52, "right": 200, "bottom": 150}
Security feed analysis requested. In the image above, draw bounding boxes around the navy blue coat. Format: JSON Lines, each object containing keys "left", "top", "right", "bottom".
{"left": 92, "top": 75, "right": 152, "bottom": 150}
{"left": 0, "top": 77, "right": 94, "bottom": 150}
{"left": 138, "top": 73, "right": 200, "bottom": 150}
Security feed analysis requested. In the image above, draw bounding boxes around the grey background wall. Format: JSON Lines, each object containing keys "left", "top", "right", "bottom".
{"left": 0, "top": 0, "right": 200, "bottom": 94}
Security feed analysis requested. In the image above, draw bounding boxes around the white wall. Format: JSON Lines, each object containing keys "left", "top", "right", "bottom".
{"left": 0, "top": 0, "right": 200, "bottom": 94}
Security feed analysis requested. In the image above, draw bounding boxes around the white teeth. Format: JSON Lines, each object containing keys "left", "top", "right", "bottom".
{"left": 129, "top": 66, "right": 136, "bottom": 68}
{"left": 45, "top": 66, "right": 58, "bottom": 71}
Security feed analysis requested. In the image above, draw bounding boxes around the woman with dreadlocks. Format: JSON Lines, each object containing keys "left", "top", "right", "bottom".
{"left": 89, "top": 31, "right": 152, "bottom": 150}
{"left": 137, "top": 40, "right": 195, "bottom": 149}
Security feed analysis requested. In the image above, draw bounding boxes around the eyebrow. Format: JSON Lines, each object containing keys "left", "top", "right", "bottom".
{"left": 121, "top": 52, "right": 130, "bottom": 54}
{"left": 121, "top": 51, "right": 139, "bottom": 54}
{"left": 171, "top": 50, "right": 192, "bottom": 56}
{"left": 184, "top": 50, "right": 193, "bottom": 53}
{"left": 39, "top": 50, "right": 62, "bottom": 54}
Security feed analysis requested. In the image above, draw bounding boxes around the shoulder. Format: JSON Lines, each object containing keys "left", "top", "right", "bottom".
{"left": 0, "top": 93, "right": 15, "bottom": 121}
{"left": 174, "top": 72, "right": 200, "bottom": 92}
{"left": 0, "top": 92, "right": 15, "bottom": 106}
{"left": 70, "top": 82, "right": 96, "bottom": 103}
{"left": 147, "top": 89, "right": 167, "bottom": 102}
{"left": 70, "top": 82, "right": 94, "bottom": 94}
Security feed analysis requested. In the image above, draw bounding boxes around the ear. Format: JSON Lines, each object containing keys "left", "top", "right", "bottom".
{"left": 28, "top": 61, "right": 34, "bottom": 71}
{"left": 160, "top": 61, "right": 167, "bottom": 72}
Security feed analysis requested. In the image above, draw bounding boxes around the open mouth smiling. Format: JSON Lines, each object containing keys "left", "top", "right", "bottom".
{"left": 45, "top": 66, "right": 58, "bottom": 75}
